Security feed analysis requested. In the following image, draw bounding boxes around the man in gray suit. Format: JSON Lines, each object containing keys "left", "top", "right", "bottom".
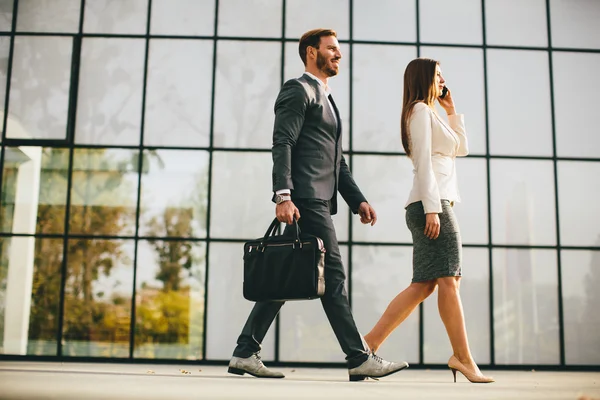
{"left": 228, "top": 28, "right": 409, "bottom": 381}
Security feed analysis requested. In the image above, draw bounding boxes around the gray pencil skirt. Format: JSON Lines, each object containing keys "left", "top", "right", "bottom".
{"left": 405, "top": 200, "right": 462, "bottom": 283}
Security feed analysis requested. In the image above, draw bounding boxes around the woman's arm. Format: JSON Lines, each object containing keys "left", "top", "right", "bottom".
{"left": 410, "top": 104, "right": 442, "bottom": 214}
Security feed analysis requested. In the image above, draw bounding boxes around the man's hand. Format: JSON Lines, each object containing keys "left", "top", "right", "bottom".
{"left": 424, "top": 213, "right": 440, "bottom": 239}
{"left": 276, "top": 201, "right": 300, "bottom": 225}
{"left": 358, "top": 202, "right": 377, "bottom": 226}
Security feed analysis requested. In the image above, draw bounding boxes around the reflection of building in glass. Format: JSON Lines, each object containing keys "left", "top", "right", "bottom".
{"left": 1, "top": 115, "right": 40, "bottom": 355}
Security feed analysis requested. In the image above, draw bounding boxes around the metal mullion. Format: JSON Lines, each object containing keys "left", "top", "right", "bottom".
{"left": 0, "top": 0, "right": 19, "bottom": 225}
{"left": 202, "top": 0, "right": 219, "bottom": 362}
{"left": 272, "top": 0, "right": 286, "bottom": 364}
{"left": 414, "top": 0, "right": 425, "bottom": 367}
{"left": 480, "top": 0, "right": 495, "bottom": 366}
{"left": 128, "top": 0, "right": 153, "bottom": 361}
{"left": 347, "top": 0, "right": 354, "bottom": 310}
{"left": 545, "top": 0, "right": 565, "bottom": 367}
{"left": 56, "top": 0, "right": 85, "bottom": 359}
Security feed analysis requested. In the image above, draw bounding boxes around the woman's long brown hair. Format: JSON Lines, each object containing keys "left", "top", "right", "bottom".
{"left": 400, "top": 58, "right": 439, "bottom": 157}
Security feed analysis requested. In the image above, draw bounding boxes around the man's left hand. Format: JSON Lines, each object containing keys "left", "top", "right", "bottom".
{"left": 358, "top": 202, "right": 377, "bottom": 226}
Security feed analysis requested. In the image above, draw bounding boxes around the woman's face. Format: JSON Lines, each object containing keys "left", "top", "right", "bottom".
{"left": 434, "top": 64, "right": 446, "bottom": 97}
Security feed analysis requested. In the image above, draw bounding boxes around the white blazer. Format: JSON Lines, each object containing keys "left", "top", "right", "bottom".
{"left": 405, "top": 102, "right": 469, "bottom": 214}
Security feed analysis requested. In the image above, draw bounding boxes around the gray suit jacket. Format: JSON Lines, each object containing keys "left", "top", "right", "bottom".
{"left": 271, "top": 74, "right": 367, "bottom": 215}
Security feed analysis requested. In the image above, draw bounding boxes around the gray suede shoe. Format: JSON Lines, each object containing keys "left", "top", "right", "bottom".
{"left": 348, "top": 353, "right": 409, "bottom": 382}
{"left": 228, "top": 354, "right": 285, "bottom": 378}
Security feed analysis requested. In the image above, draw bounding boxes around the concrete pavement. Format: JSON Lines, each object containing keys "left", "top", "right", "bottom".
{"left": 0, "top": 362, "right": 598, "bottom": 400}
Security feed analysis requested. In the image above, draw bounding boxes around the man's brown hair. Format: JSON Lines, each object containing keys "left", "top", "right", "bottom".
{"left": 298, "top": 28, "right": 337, "bottom": 66}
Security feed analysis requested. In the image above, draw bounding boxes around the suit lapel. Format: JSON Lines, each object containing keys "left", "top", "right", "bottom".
{"left": 433, "top": 110, "right": 459, "bottom": 146}
{"left": 327, "top": 94, "right": 342, "bottom": 139}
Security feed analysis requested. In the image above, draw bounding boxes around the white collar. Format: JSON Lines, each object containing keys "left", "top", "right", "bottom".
{"left": 303, "top": 71, "right": 332, "bottom": 94}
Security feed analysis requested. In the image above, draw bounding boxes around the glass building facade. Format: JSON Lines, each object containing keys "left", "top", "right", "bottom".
{"left": 0, "top": 0, "right": 598, "bottom": 368}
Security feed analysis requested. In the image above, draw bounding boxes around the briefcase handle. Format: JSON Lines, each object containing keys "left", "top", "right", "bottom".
{"left": 259, "top": 217, "right": 301, "bottom": 249}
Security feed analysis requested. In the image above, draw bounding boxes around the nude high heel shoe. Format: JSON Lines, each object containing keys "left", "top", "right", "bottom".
{"left": 448, "top": 355, "right": 494, "bottom": 383}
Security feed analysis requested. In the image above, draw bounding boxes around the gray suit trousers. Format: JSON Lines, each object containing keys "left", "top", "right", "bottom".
{"left": 232, "top": 199, "right": 369, "bottom": 368}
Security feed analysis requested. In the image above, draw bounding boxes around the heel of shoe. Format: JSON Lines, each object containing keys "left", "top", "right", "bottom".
{"left": 450, "top": 368, "right": 457, "bottom": 383}
{"left": 228, "top": 367, "right": 246, "bottom": 376}
{"left": 349, "top": 375, "right": 366, "bottom": 382}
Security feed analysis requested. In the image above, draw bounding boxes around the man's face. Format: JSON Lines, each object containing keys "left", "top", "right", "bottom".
{"left": 314, "top": 35, "right": 342, "bottom": 77}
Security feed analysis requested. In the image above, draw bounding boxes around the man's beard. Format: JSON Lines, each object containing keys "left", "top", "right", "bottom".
{"left": 316, "top": 52, "right": 339, "bottom": 77}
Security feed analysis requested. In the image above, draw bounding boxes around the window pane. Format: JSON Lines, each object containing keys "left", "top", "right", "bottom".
{"left": 144, "top": 39, "right": 212, "bottom": 147}
{"left": 455, "top": 158, "right": 489, "bottom": 244}
{"left": 0, "top": 237, "right": 62, "bottom": 356}
{"left": 210, "top": 152, "right": 272, "bottom": 239}
{"left": 490, "top": 159, "right": 556, "bottom": 246}
{"left": 550, "top": 0, "right": 600, "bottom": 49}
{"left": 352, "top": 44, "right": 415, "bottom": 153}
{"left": 206, "top": 242, "right": 275, "bottom": 361}
{"left": 138, "top": 150, "right": 209, "bottom": 239}
{"left": 62, "top": 239, "right": 133, "bottom": 357}
{"left": 150, "top": 0, "right": 214, "bottom": 36}
{"left": 420, "top": 46, "right": 487, "bottom": 155}
{"left": 218, "top": 0, "right": 281, "bottom": 38}
{"left": 553, "top": 52, "right": 600, "bottom": 158}
{"left": 278, "top": 245, "right": 348, "bottom": 362}
{"left": 558, "top": 161, "right": 600, "bottom": 247}
{"left": 424, "top": 248, "right": 490, "bottom": 364}
{"left": 493, "top": 249, "right": 559, "bottom": 364}
{"left": 485, "top": 0, "right": 548, "bottom": 47}
{"left": 75, "top": 38, "right": 145, "bottom": 145}
{"left": 285, "top": 0, "right": 348, "bottom": 40}
{"left": 352, "top": 245, "right": 419, "bottom": 363}
{"left": 419, "top": 0, "right": 482, "bottom": 45}
{"left": 134, "top": 240, "right": 206, "bottom": 360}
{"left": 69, "top": 149, "right": 139, "bottom": 236}
{"left": 351, "top": 155, "right": 413, "bottom": 243}
{"left": 353, "top": 0, "right": 416, "bottom": 42}
{"left": 0, "top": 0, "right": 13, "bottom": 31}
{"left": 17, "top": 0, "right": 80, "bottom": 33}
{"left": 213, "top": 41, "right": 280, "bottom": 148}
{"left": 83, "top": 0, "right": 147, "bottom": 34}
{"left": 562, "top": 250, "right": 600, "bottom": 365}
{"left": 487, "top": 50, "right": 553, "bottom": 157}
{"left": 284, "top": 42, "right": 350, "bottom": 151}
{"left": 0, "top": 147, "right": 69, "bottom": 235}
{"left": 7, "top": 36, "right": 72, "bottom": 140}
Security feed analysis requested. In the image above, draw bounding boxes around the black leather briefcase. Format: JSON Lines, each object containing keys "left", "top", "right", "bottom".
{"left": 243, "top": 218, "right": 326, "bottom": 302}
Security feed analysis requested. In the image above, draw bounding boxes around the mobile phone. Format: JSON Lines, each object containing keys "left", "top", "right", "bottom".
{"left": 440, "top": 86, "right": 448, "bottom": 99}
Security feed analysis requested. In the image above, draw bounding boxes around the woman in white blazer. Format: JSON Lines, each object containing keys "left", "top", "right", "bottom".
{"left": 363, "top": 58, "right": 493, "bottom": 383}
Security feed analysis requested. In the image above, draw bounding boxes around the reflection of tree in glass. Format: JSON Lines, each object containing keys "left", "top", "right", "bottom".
{"left": 218, "top": 45, "right": 277, "bottom": 148}
{"left": 7, "top": 35, "right": 71, "bottom": 140}
{"left": 134, "top": 169, "right": 207, "bottom": 359}
{"left": 25, "top": 149, "right": 139, "bottom": 356}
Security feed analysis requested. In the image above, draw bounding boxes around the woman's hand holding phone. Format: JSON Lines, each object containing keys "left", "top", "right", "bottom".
{"left": 438, "top": 86, "right": 456, "bottom": 116}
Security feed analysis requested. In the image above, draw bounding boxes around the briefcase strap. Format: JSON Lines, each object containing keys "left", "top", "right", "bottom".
{"left": 260, "top": 217, "right": 301, "bottom": 250}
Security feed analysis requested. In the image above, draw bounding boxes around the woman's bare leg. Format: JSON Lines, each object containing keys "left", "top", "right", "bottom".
{"left": 364, "top": 281, "right": 437, "bottom": 353}
{"left": 437, "top": 277, "right": 483, "bottom": 374}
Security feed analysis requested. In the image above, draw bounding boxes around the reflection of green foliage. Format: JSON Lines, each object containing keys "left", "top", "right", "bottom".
{"left": 4, "top": 147, "right": 208, "bottom": 359}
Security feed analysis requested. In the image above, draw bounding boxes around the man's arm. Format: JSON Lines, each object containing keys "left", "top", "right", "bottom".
{"left": 272, "top": 80, "right": 307, "bottom": 196}
{"left": 338, "top": 155, "right": 367, "bottom": 214}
